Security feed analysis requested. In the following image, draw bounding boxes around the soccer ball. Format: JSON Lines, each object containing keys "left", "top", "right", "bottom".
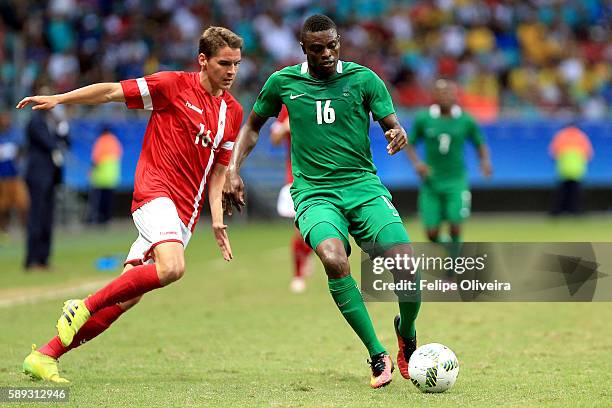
{"left": 408, "top": 343, "right": 459, "bottom": 393}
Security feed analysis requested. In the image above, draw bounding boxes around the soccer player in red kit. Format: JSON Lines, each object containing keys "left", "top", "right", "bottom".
{"left": 269, "top": 106, "right": 313, "bottom": 293}
{"left": 16, "top": 27, "right": 244, "bottom": 383}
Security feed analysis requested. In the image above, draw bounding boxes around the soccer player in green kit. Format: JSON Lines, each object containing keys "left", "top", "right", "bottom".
{"left": 405, "top": 79, "right": 492, "bottom": 245}
{"left": 224, "top": 15, "right": 419, "bottom": 388}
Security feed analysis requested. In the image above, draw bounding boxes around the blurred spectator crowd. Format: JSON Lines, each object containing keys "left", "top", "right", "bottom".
{"left": 0, "top": 0, "right": 610, "bottom": 120}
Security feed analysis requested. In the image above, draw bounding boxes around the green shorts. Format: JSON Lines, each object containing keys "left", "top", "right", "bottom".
{"left": 295, "top": 184, "right": 410, "bottom": 256}
{"left": 418, "top": 183, "right": 471, "bottom": 228}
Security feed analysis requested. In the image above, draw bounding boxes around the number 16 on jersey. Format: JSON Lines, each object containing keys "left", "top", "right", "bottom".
{"left": 316, "top": 100, "right": 335, "bottom": 124}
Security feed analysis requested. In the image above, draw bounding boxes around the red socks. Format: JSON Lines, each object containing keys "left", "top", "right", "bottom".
{"left": 39, "top": 265, "right": 163, "bottom": 359}
{"left": 38, "top": 304, "right": 124, "bottom": 359}
{"left": 292, "top": 235, "right": 312, "bottom": 278}
{"left": 84, "top": 264, "right": 161, "bottom": 313}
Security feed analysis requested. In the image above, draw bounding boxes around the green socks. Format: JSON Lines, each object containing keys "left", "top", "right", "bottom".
{"left": 328, "top": 275, "right": 386, "bottom": 357}
{"left": 395, "top": 268, "right": 421, "bottom": 339}
{"left": 397, "top": 300, "right": 420, "bottom": 339}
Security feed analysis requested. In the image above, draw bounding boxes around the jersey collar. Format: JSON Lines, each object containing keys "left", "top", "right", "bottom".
{"left": 429, "top": 104, "right": 462, "bottom": 118}
{"left": 300, "top": 61, "right": 343, "bottom": 75}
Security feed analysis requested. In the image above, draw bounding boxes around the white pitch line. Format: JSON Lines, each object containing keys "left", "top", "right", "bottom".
{"left": 0, "top": 279, "right": 111, "bottom": 309}
{"left": 0, "top": 246, "right": 292, "bottom": 309}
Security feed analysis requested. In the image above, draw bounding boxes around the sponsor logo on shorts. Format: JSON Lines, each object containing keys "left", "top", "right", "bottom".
{"left": 160, "top": 231, "right": 178, "bottom": 236}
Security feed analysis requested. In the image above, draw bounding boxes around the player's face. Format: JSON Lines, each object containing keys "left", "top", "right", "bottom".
{"left": 433, "top": 82, "right": 457, "bottom": 109}
{"left": 301, "top": 29, "right": 340, "bottom": 79}
{"left": 200, "top": 46, "right": 241, "bottom": 92}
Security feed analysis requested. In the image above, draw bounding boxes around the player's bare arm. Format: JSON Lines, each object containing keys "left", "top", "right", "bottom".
{"left": 16, "top": 83, "right": 125, "bottom": 110}
{"left": 379, "top": 113, "right": 408, "bottom": 155}
{"left": 209, "top": 163, "right": 233, "bottom": 261}
{"left": 404, "top": 143, "right": 431, "bottom": 179}
{"left": 224, "top": 111, "right": 269, "bottom": 215}
{"left": 478, "top": 144, "right": 493, "bottom": 178}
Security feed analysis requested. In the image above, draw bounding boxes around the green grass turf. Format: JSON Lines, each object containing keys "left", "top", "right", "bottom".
{"left": 0, "top": 215, "right": 611, "bottom": 407}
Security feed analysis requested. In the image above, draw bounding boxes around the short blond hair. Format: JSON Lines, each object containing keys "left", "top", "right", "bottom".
{"left": 198, "top": 26, "right": 243, "bottom": 57}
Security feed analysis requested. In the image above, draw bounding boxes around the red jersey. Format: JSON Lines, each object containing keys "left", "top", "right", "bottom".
{"left": 120, "top": 71, "right": 243, "bottom": 231}
{"left": 274, "top": 106, "right": 293, "bottom": 184}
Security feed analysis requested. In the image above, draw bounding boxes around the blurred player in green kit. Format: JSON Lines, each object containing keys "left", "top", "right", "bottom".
{"left": 224, "top": 14, "right": 420, "bottom": 389}
{"left": 405, "top": 79, "right": 492, "bottom": 245}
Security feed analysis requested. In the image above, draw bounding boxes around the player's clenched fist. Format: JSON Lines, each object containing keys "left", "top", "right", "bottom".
{"left": 223, "top": 170, "right": 245, "bottom": 216}
{"left": 384, "top": 128, "right": 407, "bottom": 155}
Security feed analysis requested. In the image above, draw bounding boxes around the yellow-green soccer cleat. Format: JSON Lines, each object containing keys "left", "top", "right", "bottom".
{"left": 56, "top": 299, "right": 91, "bottom": 347}
{"left": 23, "top": 345, "right": 69, "bottom": 383}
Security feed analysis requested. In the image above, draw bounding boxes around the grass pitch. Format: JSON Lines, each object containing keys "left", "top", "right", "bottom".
{"left": 1, "top": 215, "right": 611, "bottom": 407}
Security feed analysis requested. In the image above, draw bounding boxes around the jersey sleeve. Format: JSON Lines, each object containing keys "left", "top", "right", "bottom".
{"left": 215, "top": 104, "right": 244, "bottom": 167}
{"left": 466, "top": 115, "right": 485, "bottom": 146}
{"left": 409, "top": 111, "right": 425, "bottom": 145}
{"left": 120, "top": 71, "right": 182, "bottom": 111}
{"left": 364, "top": 70, "right": 395, "bottom": 121}
{"left": 252, "top": 72, "right": 282, "bottom": 118}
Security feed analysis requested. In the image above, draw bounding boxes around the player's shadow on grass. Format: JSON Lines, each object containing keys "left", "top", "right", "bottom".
{"left": 304, "top": 368, "right": 362, "bottom": 383}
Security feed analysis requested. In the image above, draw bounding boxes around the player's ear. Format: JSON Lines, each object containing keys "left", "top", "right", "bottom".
{"left": 198, "top": 53, "right": 208, "bottom": 69}
{"left": 299, "top": 41, "right": 305, "bottom": 54}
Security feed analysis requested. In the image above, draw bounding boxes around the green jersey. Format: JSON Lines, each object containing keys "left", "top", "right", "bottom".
{"left": 409, "top": 105, "right": 484, "bottom": 190}
{"left": 253, "top": 61, "right": 395, "bottom": 206}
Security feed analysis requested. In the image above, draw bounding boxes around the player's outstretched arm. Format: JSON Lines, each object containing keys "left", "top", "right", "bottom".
{"left": 224, "top": 111, "right": 269, "bottom": 215}
{"left": 379, "top": 113, "right": 408, "bottom": 155}
{"left": 209, "top": 163, "right": 233, "bottom": 261}
{"left": 16, "top": 83, "right": 125, "bottom": 110}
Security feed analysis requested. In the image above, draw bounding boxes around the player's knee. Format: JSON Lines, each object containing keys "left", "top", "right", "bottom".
{"left": 384, "top": 243, "right": 413, "bottom": 260}
{"left": 384, "top": 244, "right": 416, "bottom": 279}
{"left": 156, "top": 257, "right": 185, "bottom": 285}
{"left": 319, "top": 249, "right": 349, "bottom": 279}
